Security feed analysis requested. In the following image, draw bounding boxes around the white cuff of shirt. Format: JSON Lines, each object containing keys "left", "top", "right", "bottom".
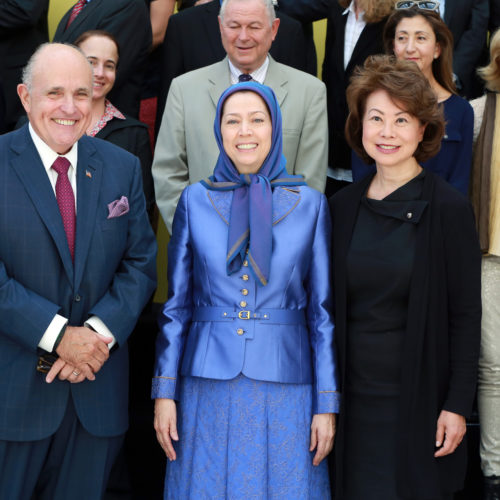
{"left": 85, "top": 316, "right": 117, "bottom": 350}
{"left": 38, "top": 314, "right": 68, "bottom": 352}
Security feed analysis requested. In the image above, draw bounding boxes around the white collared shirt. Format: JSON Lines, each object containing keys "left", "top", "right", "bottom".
{"left": 228, "top": 56, "right": 269, "bottom": 85}
{"left": 29, "top": 123, "right": 78, "bottom": 202}
{"left": 343, "top": 1, "right": 366, "bottom": 70}
{"left": 28, "top": 125, "right": 116, "bottom": 352}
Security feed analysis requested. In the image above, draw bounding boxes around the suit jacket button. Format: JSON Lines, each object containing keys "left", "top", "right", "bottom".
{"left": 240, "top": 301, "right": 247, "bottom": 308}
{"left": 237, "top": 328, "right": 244, "bottom": 336}
{"left": 74, "top": 295, "right": 81, "bottom": 302}
{"left": 243, "top": 260, "right": 248, "bottom": 267}
{"left": 242, "top": 274, "right": 249, "bottom": 281}
{"left": 241, "top": 288, "right": 248, "bottom": 296}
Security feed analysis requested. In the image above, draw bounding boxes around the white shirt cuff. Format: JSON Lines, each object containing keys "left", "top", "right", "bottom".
{"left": 38, "top": 314, "right": 68, "bottom": 352}
{"left": 85, "top": 316, "right": 117, "bottom": 349}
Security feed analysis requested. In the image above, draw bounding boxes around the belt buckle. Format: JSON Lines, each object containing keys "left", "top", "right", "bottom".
{"left": 238, "top": 310, "right": 251, "bottom": 320}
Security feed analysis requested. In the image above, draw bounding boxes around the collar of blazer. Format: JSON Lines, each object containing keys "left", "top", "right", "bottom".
{"left": 207, "top": 56, "right": 288, "bottom": 109}
{"left": 10, "top": 125, "right": 103, "bottom": 288}
{"left": 207, "top": 184, "right": 301, "bottom": 226}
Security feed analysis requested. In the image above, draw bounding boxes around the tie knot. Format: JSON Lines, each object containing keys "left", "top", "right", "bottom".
{"left": 52, "top": 156, "right": 71, "bottom": 175}
{"left": 238, "top": 73, "right": 253, "bottom": 82}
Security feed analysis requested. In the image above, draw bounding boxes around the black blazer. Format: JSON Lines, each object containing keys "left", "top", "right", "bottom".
{"left": 322, "top": 4, "right": 387, "bottom": 170}
{"left": 155, "top": 0, "right": 308, "bottom": 131}
{"left": 94, "top": 115, "right": 155, "bottom": 219}
{"left": 53, "top": 0, "right": 152, "bottom": 118}
{"left": 0, "top": 0, "right": 49, "bottom": 131}
{"left": 444, "top": 0, "right": 489, "bottom": 99}
{"left": 329, "top": 172, "right": 481, "bottom": 498}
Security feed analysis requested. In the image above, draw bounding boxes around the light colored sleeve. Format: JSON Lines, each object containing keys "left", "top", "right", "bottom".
{"left": 152, "top": 78, "right": 189, "bottom": 234}
{"left": 38, "top": 314, "right": 68, "bottom": 352}
{"left": 85, "top": 316, "right": 117, "bottom": 349}
{"left": 152, "top": 187, "right": 193, "bottom": 400}
{"left": 305, "top": 193, "right": 340, "bottom": 414}
{"left": 293, "top": 81, "right": 328, "bottom": 193}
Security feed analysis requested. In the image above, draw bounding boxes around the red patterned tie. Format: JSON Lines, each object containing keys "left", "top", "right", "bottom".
{"left": 66, "top": 0, "right": 87, "bottom": 28}
{"left": 52, "top": 157, "right": 76, "bottom": 260}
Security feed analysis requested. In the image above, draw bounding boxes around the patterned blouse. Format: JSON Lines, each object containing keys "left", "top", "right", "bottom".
{"left": 88, "top": 100, "right": 125, "bottom": 137}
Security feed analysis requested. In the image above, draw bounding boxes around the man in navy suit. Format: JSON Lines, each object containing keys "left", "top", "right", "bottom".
{"left": 0, "top": 43, "right": 157, "bottom": 499}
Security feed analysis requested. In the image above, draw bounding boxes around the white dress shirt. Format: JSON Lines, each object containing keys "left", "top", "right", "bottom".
{"left": 343, "top": 1, "right": 366, "bottom": 70}
{"left": 29, "top": 124, "right": 116, "bottom": 352}
{"left": 229, "top": 56, "right": 269, "bottom": 85}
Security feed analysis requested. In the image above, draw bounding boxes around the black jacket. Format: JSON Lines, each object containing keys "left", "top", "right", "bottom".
{"left": 330, "top": 171, "right": 481, "bottom": 498}
{"left": 322, "top": 4, "right": 388, "bottom": 170}
{"left": 53, "top": 0, "right": 152, "bottom": 118}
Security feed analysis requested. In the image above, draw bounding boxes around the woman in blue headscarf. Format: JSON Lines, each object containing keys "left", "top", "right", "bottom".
{"left": 152, "top": 82, "right": 340, "bottom": 498}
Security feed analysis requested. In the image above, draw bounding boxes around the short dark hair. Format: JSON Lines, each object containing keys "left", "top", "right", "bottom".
{"left": 74, "top": 30, "right": 120, "bottom": 63}
{"left": 383, "top": 6, "right": 455, "bottom": 94}
{"left": 345, "top": 54, "right": 445, "bottom": 165}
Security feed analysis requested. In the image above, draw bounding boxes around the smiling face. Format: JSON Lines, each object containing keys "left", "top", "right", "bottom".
{"left": 77, "top": 35, "right": 118, "bottom": 101}
{"left": 393, "top": 15, "right": 440, "bottom": 79}
{"left": 362, "top": 88, "right": 425, "bottom": 170}
{"left": 221, "top": 90, "right": 272, "bottom": 174}
{"left": 219, "top": 0, "right": 280, "bottom": 73}
{"left": 17, "top": 44, "right": 92, "bottom": 154}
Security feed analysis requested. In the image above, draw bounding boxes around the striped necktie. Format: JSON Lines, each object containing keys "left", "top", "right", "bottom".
{"left": 66, "top": 0, "right": 87, "bottom": 29}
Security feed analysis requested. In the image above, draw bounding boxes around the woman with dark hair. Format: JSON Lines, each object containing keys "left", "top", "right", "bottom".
{"left": 152, "top": 81, "right": 340, "bottom": 498}
{"left": 352, "top": 1, "right": 473, "bottom": 196}
{"left": 470, "top": 28, "right": 500, "bottom": 500}
{"left": 75, "top": 30, "right": 155, "bottom": 222}
{"left": 330, "top": 54, "right": 481, "bottom": 499}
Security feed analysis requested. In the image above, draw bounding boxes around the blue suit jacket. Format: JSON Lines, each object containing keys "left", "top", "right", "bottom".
{"left": 153, "top": 183, "right": 340, "bottom": 414}
{"left": 0, "top": 125, "right": 157, "bottom": 440}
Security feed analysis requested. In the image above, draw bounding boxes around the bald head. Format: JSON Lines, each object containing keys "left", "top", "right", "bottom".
{"left": 17, "top": 43, "right": 93, "bottom": 154}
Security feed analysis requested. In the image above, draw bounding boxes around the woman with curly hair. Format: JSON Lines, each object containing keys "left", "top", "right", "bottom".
{"left": 330, "top": 54, "right": 481, "bottom": 499}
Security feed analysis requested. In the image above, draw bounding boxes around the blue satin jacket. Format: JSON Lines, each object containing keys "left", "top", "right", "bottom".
{"left": 152, "top": 183, "right": 340, "bottom": 413}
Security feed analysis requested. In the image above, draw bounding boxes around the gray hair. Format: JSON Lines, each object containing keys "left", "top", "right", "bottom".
{"left": 219, "top": 0, "right": 276, "bottom": 26}
{"left": 22, "top": 42, "right": 90, "bottom": 92}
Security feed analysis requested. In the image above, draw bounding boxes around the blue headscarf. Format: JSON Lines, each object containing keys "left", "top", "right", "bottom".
{"left": 201, "top": 81, "right": 306, "bottom": 286}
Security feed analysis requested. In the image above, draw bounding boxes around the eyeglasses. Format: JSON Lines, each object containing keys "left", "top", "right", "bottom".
{"left": 395, "top": 1, "right": 440, "bottom": 11}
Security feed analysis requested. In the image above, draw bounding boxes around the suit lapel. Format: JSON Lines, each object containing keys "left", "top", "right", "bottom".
{"left": 263, "top": 56, "right": 287, "bottom": 108}
{"left": 208, "top": 58, "right": 232, "bottom": 108}
{"left": 73, "top": 137, "right": 102, "bottom": 293}
{"left": 347, "top": 20, "right": 384, "bottom": 74}
{"left": 63, "top": 0, "right": 100, "bottom": 39}
{"left": 9, "top": 126, "right": 74, "bottom": 284}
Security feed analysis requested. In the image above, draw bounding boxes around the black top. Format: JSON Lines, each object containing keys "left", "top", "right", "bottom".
{"left": 346, "top": 172, "right": 427, "bottom": 400}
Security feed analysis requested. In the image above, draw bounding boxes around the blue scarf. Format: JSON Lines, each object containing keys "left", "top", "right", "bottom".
{"left": 201, "top": 82, "right": 306, "bottom": 286}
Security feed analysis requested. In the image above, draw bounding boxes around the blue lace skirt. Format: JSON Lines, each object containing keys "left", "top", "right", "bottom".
{"left": 164, "top": 374, "right": 330, "bottom": 499}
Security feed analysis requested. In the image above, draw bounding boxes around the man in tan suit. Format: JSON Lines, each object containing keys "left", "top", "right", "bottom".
{"left": 152, "top": 0, "right": 328, "bottom": 232}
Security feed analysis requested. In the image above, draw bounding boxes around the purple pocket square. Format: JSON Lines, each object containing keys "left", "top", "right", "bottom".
{"left": 107, "top": 196, "right": 129, "bottom": 219}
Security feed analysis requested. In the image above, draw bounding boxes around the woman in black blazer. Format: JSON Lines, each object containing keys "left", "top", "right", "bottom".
{"left": 329, "top": 55, "right": 481, "bottom": 500}
{"left": 75, "top": 30, "right": 155, "bottom": 223}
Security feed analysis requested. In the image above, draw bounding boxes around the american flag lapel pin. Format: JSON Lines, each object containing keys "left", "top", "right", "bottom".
{"left": 85, "top": 170, "right": 92, "bottom": 179}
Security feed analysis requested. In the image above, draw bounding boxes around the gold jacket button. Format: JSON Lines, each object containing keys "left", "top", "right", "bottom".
{"left": 240, "top": 301, "right": 247, "bottom": 308}
{"left": 242, "top": 274, "right": 249, "bottom": 281}
{"left": 241, "top": 288, "right": 249, "bottom": 296}
{"left": 237, "top": 328, "right": 244, "bottom": 336}
{"left": 243, "top": 260, "right": 248, "bottom": 267}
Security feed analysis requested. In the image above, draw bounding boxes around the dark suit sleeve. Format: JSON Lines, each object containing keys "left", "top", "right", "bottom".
{"left": 88, "top": 156, "right": 157, "bottom": 345}
{"left": 97, "top": 1, "right": 152, "bottom": 90}
{"left": 156, "top": 12, "right": 185, "bottom": 135}
{"left": 441, "top": 197, "right": 482, "bottom": 417}
{"left": 271, "top": 12, "right": 309, "bottom": 73}
{"left": 0, "top": 0, "right": 49, "bottom": 31}
{"left": 0, "top": 257, "right": 61, "bottom": 351}
{"left": 135, "top": 126, "right": 155, "bottom": 218}
{"left": 278, "top": 0, "right": 333, "bottom": 23}
{"left": 451, "top": 0, "right": 489, "bottom": 97}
